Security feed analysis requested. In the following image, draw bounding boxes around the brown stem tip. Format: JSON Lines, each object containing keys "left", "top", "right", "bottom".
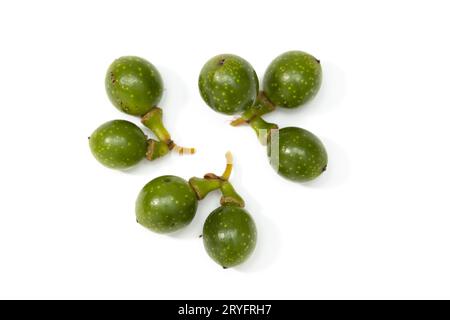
{"left": 173, "top": 144, "right": 195, "bottom": 155}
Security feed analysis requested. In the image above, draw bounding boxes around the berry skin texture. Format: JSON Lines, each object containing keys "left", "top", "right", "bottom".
{"left": 203, "top": 206, "right": 257, "bottom": 268}
{"left": 263, "top": 51, "right": 322, "bottom": 109}
{"left": 105, "top": 56, "right": 163, "bottom": 116}
{"left": 89, "top": 120, "right": 147, "bottom": 169}
{"left": 198, "top": 54, "right": 259, "bottom": 115}
{"left": 268, "top": 127, "right": 327, "bottom": 182}
{"left": 136, "top": 176, "right": 198, "bottom": 234}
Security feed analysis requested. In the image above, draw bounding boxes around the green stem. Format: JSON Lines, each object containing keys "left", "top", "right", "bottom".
{"left": 189, "top": 177, "right": 222, "bottom": 200}
{"left": 220, "top": 181, "right": 245, "bottom": 207}
{"left": 141, "top": 107, "right": 171, "bottom": 143}
{"left": 188, "top": 152, "right": 246, "bottom": 207}
{"left": 146, "top": 139, "right": 170, "bottom": 161}
{"left": 249, "top": 115, "right": 278, "bottom": 145}
{"left": 221, "top": 151, "right": 233, "bottom": 180}
{"left": 141, "top": 106, "right": 195, "bottom": 155}
{"left": 230, "top": 91, "right": 276, "bottom": 126}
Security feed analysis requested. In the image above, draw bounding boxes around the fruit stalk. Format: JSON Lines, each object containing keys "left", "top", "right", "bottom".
{"left": 189, "top": 152, "right": 245, "bottom": 206}
{"left": 248, "top": 116, "right": 278, "bottom": 145}
{"left": 220, "top": 181, "right": 245, "bottom": 207}
{"left": 146, "top": 139, "right": 170, "bottom": 160}
{"left": 141, "top": 107, "right": 172, "bottom": 143}
{"left": 219, "top": 152, "right": 245, "bottom": 207}
{"left": 221, "top": 151, "right": 233, "bottom": 180}
{"left": 231, "top": 91, "right": 276, "bottom": 126}
{"left": 141, "top": 106, "right": 195, "bottom": 156}
{"left": 189, "top": 177, "right": 222, "bottom": 200}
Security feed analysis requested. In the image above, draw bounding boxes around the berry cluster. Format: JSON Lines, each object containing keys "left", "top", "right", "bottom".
{"left": 89, "top": 50, "right": 329, "bottom": 268}
{"left": 90, "top": 56, "right": 194, "bottom": 170}
{"left": 199, "top": 51, "right": 327, "bottom": 182}
{"left": 136, "top": 152, "right": 256, "bottom": 268}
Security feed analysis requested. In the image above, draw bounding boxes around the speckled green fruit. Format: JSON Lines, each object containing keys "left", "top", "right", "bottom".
{"left": 203, "top": 206, "right": 257, "bottom": 268}
{"left": 105, "top": 56, "right": 163, "bottom": 116}
{"left": 198, "top": 54, "right": 259, "bottom": 115}
{"left": 89, "top": 120, "right": 147, "bottom": 169}
{"left": 263, "top": 51, "right": 322, "bottom": 109}
{"left": 136, "top": 175, "right": 198, "bottom": 233}
{"left": 268, "top": 127, "right": 327, "bottom": 182}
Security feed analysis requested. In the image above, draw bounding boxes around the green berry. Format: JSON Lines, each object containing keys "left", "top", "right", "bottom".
{"left": 89, "top": 120, "right": 147, "bottom": 169}
{"left": 136, "top": 175, "right": 198, "bottom": 234}
{"left": 263, "top": 51, "right": 322, "bottom": 109}
{"left": 203, "top": 206, "right": 257, "bottom": 268}
{"left": 268, "top": 127, "right": 327, "bottom": 182}
{"left": 198, "top": 54, "right": 259, "bottom": 115}
{"left": 105, "top": 56, "right": 163, "bottom": 116}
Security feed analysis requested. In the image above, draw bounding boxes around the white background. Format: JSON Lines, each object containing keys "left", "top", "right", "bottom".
{"left": 0, "top": 0, "right": 449, "bottom": 299}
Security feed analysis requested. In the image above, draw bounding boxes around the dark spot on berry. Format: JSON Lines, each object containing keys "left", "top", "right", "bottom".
{"left": 322, "top": 165, "right": 327, "bottom": 172}
{"left": 218, "top": 58, "right": 225, "bottom": 66}
{"left": 315, "top": 58, "right": 321, "bottom": 64}
{"left": 163, "top": 177, "right": 171, "bottom": 183}
{"left": 110, "top": 72, "right": 116, "bottom": 84}
{"left": 222, "top": 266, "right": 228, "bottom": 269}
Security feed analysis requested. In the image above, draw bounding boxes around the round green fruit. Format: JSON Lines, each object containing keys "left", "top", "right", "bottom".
{"left": 203, "top": 206, "right": 257, "bottom": 268}
{"left": 136, "top": 175, "right": 198, "bottom": 233}
{"left": 89, "top": 120, "right": 147, "bottom": 169}
{"left": 263, "top": 51, "right": 322, "bottom": 109}
{"left": 198, "top": 54, "right": 259, "bottom": 115}
{"left": 268, "top": 127, "right": 327, "bottom": 182}
{"left": 105, "top": 56, "right": 163, "bottom": 116}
